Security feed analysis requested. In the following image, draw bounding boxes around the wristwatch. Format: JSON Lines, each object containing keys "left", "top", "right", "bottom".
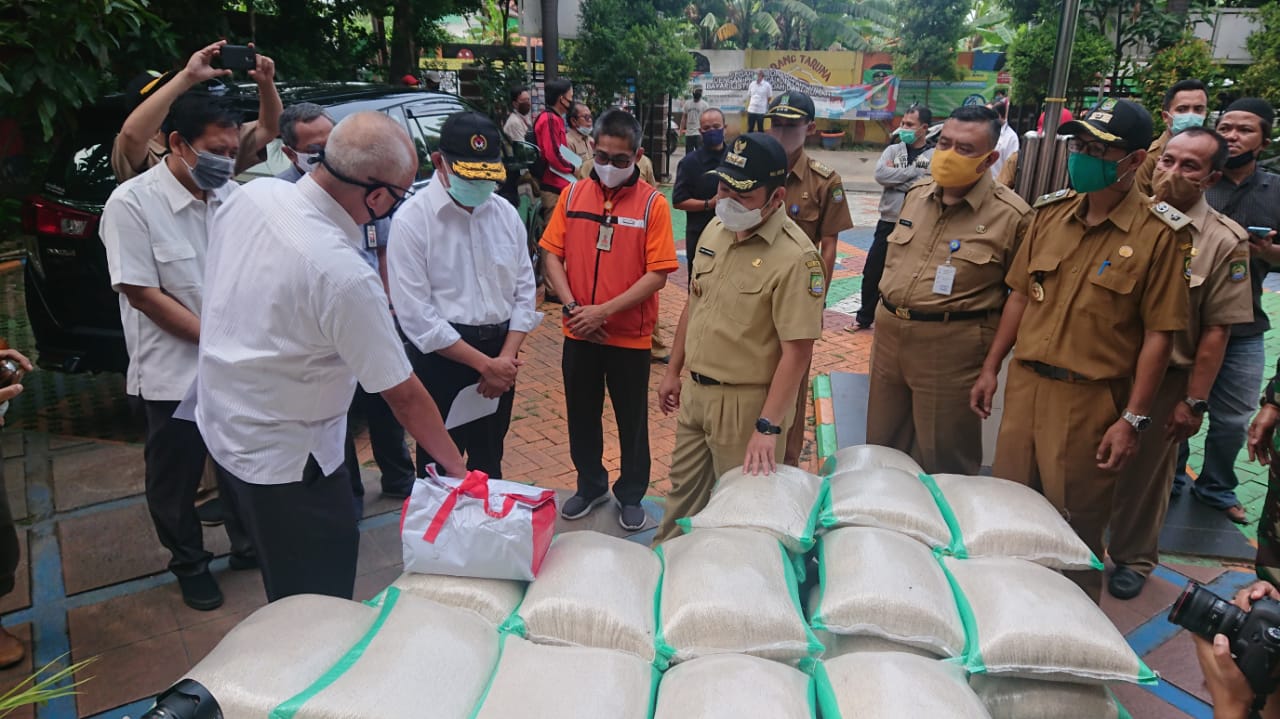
{"left": 755, "top": 417, "right": 782, "bottom": 435}
{"left": 1122, "top": 410, "right": 1152, "bottom": 432}
{"left": 1184, "top": 397, "right": 1209, "bottom": 416}
{"left": 562, "top": 301, "right": 579, "bottom": 317}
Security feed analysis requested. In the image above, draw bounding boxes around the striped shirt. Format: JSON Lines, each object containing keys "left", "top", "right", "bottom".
{"left": 1206, "top": 168, "right": 1280, "bottom": 337}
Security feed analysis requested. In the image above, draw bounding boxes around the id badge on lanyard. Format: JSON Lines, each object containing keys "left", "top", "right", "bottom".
{"left": 365, "top": 224, "right": 379, "bottom": 250}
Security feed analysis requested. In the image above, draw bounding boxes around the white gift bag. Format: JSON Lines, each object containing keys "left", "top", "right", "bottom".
{"left": 401, "top": 468, "right": 558, "bottom": 581}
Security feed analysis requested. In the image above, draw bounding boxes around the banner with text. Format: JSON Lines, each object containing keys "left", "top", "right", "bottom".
{"left": 689, "top": 68, "right": 897, "bottom": 121}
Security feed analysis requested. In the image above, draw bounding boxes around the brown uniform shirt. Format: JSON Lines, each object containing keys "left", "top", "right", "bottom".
{"left": 685, "top": 209, "right": 825, "bottom": 385}
{"left": 1135, "top": 131, "right": 1171, "bottom": 197}
{"left": 1006, "top": 186, "right": 1191, "bottom": 380}
{"left": 880, "top": 173, "right": 1033, "bottom": 313}
{"left": 1169, "top": 197, "right": 1253, "bottom": 368}
{"left": 784, "top": 150, "right": 855, "bottom": 246}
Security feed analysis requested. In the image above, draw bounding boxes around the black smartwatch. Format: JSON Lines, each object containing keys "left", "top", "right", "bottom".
{"left": 755, "top": 417, "right": 782, "bottom": 435}
{"left": 562, "top": 301, "right": 579, "bottom": 317}
{"left": 1184, "top": 397, "right": 1209, "bottom": 416}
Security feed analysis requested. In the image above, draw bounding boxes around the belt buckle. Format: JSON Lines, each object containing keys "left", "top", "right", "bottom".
{"left": 894, "top": 306, "right": 911, "bottom": 320}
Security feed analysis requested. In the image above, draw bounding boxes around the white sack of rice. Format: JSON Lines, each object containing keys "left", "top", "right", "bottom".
{"left": 942, "top": 556, "right": 1155, "bottom": 684}
{"left": 658, "top": 528, "right": 821, "bottom": 665}
{"left": 816, "top": 652, "right": 990, "bottom": 718}
{"left": 390, "top": 571, "right": 525, "bottom": 626}
{"left": 815, "top": 631, "right": 939, "bottom": 660}
{"left": 679, "top": 464, "right": 827, "bottom": 553}
{"left": 932, "top": 474, "right": 1100, "bottom": 570}
{"left": 809, "top": 527, "right": 964, "bottom": 658}
{"left": 472, "top": 635, "right": 655, "bottom": 719}
{"left": 821, "top": 467, "right": 951, "bottom": 548}
{"left": 828, "top": 444, "right": 924, "bottom": 476}
{"left": 653, "top": 653, "right": 814, "bottom": 719}
{"left": 510, "top": 530, "right": 660, "bottom": 661}
{"left": 969, "top": 675, "right": 1124, "bottom": 719}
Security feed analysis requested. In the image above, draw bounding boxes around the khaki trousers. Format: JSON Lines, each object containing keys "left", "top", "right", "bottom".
{"left": 1108, "top": 367, "right": 1188, "bottom": 575}
{"left": 993, "top": 361, "right": 1132, "bottom": 603}
{"left": 865, "top": 305, "right": 996, "bottom": 475}
{"left": 653, "top": 381, "right": 791, "bottom": 545}
{"left": 783, "top": 356, "right": 812, "bottom": 467}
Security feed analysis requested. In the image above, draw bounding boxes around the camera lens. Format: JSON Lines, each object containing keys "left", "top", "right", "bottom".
{"left": 139, "top": 679, "right": 221, "bottom": 719}
{"left": 1169, "top": 581, "right": 1247, "bottom": 642}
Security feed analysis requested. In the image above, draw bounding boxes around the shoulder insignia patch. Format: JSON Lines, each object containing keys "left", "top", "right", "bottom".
{"left": 809, "top": 159, "right": 834, "bottom": 178}
{"left": 809, "top": 271, "right": 826, "bottom": 297}
{"left": 805, "top": 259, "right": 823, "bottom": 269}
{"left": 1150, "top": 202, "right": 1192, "bottom": 231}
{"left": 1033, "top": 189, "right": 1074, "bottom": 208}
{"left": 831, "top": 187, "right": 845, "bottom": 203}
{"left": 1230, "top": 259, "right": 1248, "bottom": 282}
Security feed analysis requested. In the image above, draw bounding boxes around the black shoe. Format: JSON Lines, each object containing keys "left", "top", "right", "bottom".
{"left": 228, "top": 553, "right": 258, "bottom": 571}
{"left": 195, "top": 497, "right": 224, "bottom": 527}
{"left": 561, "top": 493, "right": 609, "bottom": 520}
{"left": 618, "top": 503, "right": 647, "bottom": 531}
{"left": 1108, "top": 567, "right": 1147, "bottom": 600}
{"left": 177, "top": 571, "right": 224, "bottom": 611}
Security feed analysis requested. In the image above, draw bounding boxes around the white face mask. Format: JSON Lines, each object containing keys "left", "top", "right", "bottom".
{"left": 594, "top": 161, "right": 633, "bottom": 188}
{"left": 293, "top": 150, "right": 320, "bottom": 174}
{"left": 716, "top": 197, "right": 767, "bottom": 232}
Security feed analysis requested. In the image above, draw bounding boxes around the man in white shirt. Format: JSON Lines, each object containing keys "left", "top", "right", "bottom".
{"left": 389, "top": 112, "right": 540, "bottom": 478}
{"left": 198, "top": 112, "right": 466, "bottom": 602}
{"left": 100, "top": 92, "right": 255, "bottom": 612}
{"left": 746, "top": 70, "right": 772, "bottom": 133}
{"left": 683, "top": 88, "right": 710, "bottom": 154}
{"left": 989, "top": 99, "right": 1020, "bottom": 179}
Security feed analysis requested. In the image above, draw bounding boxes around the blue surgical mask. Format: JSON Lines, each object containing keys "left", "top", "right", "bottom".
{"left": 577, "top": 126, "right": 591, "bottom": 137}
{"left": 701, "top": 128, "right": 725, "bottom": 147}
{"left": 446, "top": 173, "right": 497, "bottom": 208}
{"left": 1169, "top": 112, "right": 1206, "bottom": 135}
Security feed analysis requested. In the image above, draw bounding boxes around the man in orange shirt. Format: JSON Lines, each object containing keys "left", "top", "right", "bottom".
{"left": 540, "top": 108, "right": 679, "bottom": 531}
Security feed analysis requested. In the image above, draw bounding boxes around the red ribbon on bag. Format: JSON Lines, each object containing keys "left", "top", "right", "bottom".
{"left": 422, "top": 470, "right": 552, "bottom": 543}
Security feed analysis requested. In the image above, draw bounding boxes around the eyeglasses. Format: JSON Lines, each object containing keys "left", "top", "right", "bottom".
{"left": 593, "top": 151, "right": 635, "bottom": 169}
{"left": 575, "top": 114, "right": 592, "bottom": 122}
{"left": 1067, "top": 137, "right": 1125, "bottom": 159}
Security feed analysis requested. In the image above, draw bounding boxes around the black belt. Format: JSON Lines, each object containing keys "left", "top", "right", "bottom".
{"left": 451, "top": 321, "right": 510, "bottom": 341}
{"left": 690, "top": 372, "right": 722, "bottom": 386}
{"left": 881, "top": 299, "right": 995, "bottom": 323}
{"left": 1024, "top": 361, "right": 1094, "bottom": 383}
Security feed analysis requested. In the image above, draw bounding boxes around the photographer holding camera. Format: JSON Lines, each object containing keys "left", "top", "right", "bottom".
{"left": 1190, "top": 580, "right": 1280, "bottom": 718}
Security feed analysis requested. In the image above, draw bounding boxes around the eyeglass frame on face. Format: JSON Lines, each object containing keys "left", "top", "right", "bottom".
{"left": 574, "top": 110, "right": 593, "bottom": 124}
{"left": 592, "top": 150, "right": 635, "bottom": 169}
{"left": 1067, "top": 136, "right": 1129, "bottom": 159}
{"left": 320, "top": 155, "right": 415, "bottom": 213}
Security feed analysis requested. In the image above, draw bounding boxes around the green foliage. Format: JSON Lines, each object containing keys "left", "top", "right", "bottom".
{"left": 893, "top": 0, "right": 972, "bottom": 89}
{"left": 1138, "top": 35, "right": 1221, "bottom": 132}
{"left": 683, "top": 0, "right": 895, "bottom": 51}
{"left": 469, "top": 51, "right": 528, "bottom": 119}
{"left": 568, "top": 0, "right": 694, "bottom": 109}
{"left": 0, "top": 654, "right": 98, "bottom": 715}
{"left": 1239, "top": 1, "right": 1280, "bottom": 106}
{"left": 0, "top": 0, "right": 175, "bottom": 141}
{"left": 1005, "top": 19, "right": 1113, "bottom": 105}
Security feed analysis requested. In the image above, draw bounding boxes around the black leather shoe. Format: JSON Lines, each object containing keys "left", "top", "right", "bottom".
{"left": 177, "top": 571, "right": 224, "bottom": 611}
{"left": 1108, "top": 567, "right": 1147, "bottom": 600}
{"left": 228, "top": 553, "right": 258, "bottom": 571}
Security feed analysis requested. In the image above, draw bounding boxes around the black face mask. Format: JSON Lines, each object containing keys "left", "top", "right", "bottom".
{"left": 1225, "top": 149, "right": 1256, "bottom": 169}
{"left": 319, "top": 153, "right": 413, "bottom": 222}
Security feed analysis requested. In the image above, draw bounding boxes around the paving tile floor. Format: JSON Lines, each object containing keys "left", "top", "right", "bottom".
{"left": 0, "top": 187, "right": 1268, "bottom": 717}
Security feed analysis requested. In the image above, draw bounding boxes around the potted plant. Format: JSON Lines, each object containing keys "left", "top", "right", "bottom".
{"left": 820, "top": 129, "right": 845, "bottom": 150}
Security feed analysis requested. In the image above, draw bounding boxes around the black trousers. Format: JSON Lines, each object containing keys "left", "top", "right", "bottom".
{"left": 343, "top": 384, "right": 414, "bottom": 492}
{"left": 408, "top": 327, "right": 515, "bottom": 478}
{"left": 562, "top": 338, "right": 651, "bottom": 506}
{"left": 685, "top": 135, "right": 700, "bottom": 154}
{"left": 0, "top": 440, "right": 18, "bottom": 598}
{"left": 747, "top": 113, "right": 765, "bottom": 133}
{"left": 856, "top": 219, "right": 897, "bottom": 326}
{"left": 217, "top": 456, "right": 359, "bottom": 602}
{"left": 135, "top": 398, "right": 253, "bottom": 576}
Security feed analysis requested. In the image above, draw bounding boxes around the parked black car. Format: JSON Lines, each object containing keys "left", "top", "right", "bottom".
{"left": 20, "top": 83, "right": 543, "bottom": 374}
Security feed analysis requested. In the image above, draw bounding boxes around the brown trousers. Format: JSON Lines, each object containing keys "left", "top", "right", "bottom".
{"left": 1108, "top": 367, "right": 1188, "bottom": 575}
{"left": 993, "top": 361, "right": 1132, "bottom": 603}
{"left": 653, "top": 381, "right": 791, "bottom": 545}
{"left": 865, "top": 306, "right": 996, "bottom": 475}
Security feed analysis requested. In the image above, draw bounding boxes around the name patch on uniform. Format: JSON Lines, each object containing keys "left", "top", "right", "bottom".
{"left": 1230, "top": 260, "right": 1248, "bottom": 282}
{"left": 805, "top": 259, "right": 823, "bottom": 269}
{"left": 898, "top": 219, "right": 913, "bottom": 228}
{"left": 698, "top": 247, "right": 716, "bottom": 257}
{"left": 809, "top": 272, "right": 825, "bottom": 297}
{"left": 615, "top": 216, "right": 646, "bottom": 228}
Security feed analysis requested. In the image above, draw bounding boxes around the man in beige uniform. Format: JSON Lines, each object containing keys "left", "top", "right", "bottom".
{"left": 1134, "top": 79, "right": 1210, "bottom": 195}
{"left": 867, "top": 105, "right": 1032, "bottom": 475}
{"left": 1108, "top": 127, "right": 1253, "bottom": 598}
{"left": 653, "top": 133, "right": 825, "bottom": 544}
{"left": 971, "top": 99, "right": 1192, "bottom": 602}
{"left": 765, "top": 91, "right": 855, "bottom": 466}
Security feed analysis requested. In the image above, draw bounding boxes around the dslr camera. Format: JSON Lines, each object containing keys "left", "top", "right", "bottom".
{"left": 1169, "top": 580, "right": 1280, "bottom": 697}
{"left": 135, "top": 679, "right": 221, "bottom": 719}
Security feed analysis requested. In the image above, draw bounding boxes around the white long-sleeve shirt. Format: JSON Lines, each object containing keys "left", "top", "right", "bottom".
{"left": 388, "top": 178, "right": 541, "bottom": 355}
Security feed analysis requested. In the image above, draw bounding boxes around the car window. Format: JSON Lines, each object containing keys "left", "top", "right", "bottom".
{"left": 403, "top": 107, "right": 450, "bottom": 182}
{"left": 45, "top": 127, "right": 118, "bottom": 206}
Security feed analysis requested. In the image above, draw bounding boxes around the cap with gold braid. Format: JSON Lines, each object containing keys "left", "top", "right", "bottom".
{"left": 710, "top": 133, "right": 788, "bottom": 192}
{"left": 1057, "top": 98, "right": 1153, "bottom": 152}
{"left": 438, "top": 111, "right": 507, "bottom": 182}
{"left": 766, "top": 90, "right": 816, "bottom": 121}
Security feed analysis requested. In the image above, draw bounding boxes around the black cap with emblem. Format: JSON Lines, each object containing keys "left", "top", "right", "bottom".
{"left": 438, "top": 110, "right": 507, "bottom": 182}
{"left": 1058, "top": 98, "right": 1153, "bottom": 152}
{"left": 710, "top": 132, "right": 788, "bottom": 192}
{"left": 766, "top": 91, "right": 816, "bottom": 121}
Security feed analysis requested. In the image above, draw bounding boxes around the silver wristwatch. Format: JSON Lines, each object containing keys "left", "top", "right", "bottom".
{"left": 1122, "top": 410, "right": 1152, "bottom": 432}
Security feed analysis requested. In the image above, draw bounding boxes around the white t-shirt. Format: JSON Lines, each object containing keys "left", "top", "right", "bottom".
{"left": 747, "top": 79, "right": 772, "bottom": 114}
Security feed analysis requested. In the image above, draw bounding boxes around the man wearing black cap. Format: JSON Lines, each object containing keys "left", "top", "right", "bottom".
{"left": 1179, "top": 99, "right": 1280, "bottom": 526}
{"left": 764, "top": 91, "right": 854, "bottom": 466}
{"left": 652, "top": 133, "right": 826, "bottom": 544}
{"left": 973, "top": 98, "right": 1192, "bottom": 602}
{"left": 388, "top": 112, "right": 540, "bottom": 478}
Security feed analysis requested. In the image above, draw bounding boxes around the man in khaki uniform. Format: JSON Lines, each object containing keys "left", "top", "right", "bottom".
{"left": 1134, "top": 79, "right": 1209, "bottom": 195}
{"left": 653, "top": 133, "right": 825, "bottom": 544}
{"left": 1108, "top": 127, "right": 1253, "bottom": 599}
{"left": 867, "top": 106, "right": 1032, "bottom": 475}
{"left": 765, "top": 91, "right": 855, "bottom": 466}
{"left": 971, "top": 99, "right": 1192, "bottom": 602}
